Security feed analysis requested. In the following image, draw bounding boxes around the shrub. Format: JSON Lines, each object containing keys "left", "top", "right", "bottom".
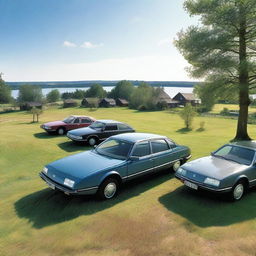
{"left": 220, "top": 107, "right": 230, "bottom": 116}
{"left": 179, "top": 104, "right": 197, "bottom": 129}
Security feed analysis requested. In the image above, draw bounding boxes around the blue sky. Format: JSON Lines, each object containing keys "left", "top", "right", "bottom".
{"left": 0, "top": 0, "right": 198, "bottom": 82}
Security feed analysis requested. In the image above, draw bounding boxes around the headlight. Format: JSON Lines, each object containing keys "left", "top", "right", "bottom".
{"left": 64, "top": 178, "right": 75, "bottom": 188}
{"left": 177, "top": 167, "right": 187, "bottom": 176}
{"left": 204, "top": 177, "right": 220, "bottom": 187}
{"left": 43, "top": 167, "right": 48, "bottom": 174}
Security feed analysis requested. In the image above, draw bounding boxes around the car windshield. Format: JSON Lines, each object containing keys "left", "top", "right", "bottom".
{"left": 63, "top": 116, "right": 75, "bottom": 123}
{"left": 89, "top": 121, "right": 105, "bottom": 129}
{"left": 213, "top": 145, "right": 255, "bottom": 165}
{"left": 96, "top": 139, "right": 133, "bottom": 160}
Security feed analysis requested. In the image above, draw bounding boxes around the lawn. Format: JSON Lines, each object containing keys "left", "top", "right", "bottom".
{"left": 1, "top": 106, "right": 256, "bottom": 256}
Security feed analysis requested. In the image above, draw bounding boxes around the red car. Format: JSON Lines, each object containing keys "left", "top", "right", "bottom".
{"left": 41, "top": 115, "right": 96, "bottom": 135}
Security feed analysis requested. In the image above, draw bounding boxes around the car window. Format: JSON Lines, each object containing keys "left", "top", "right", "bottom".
{"left": 167, "top": 139, "right": 176, "bottom": 149}
{"left": 118, "top": 123, "right": 131, "bottom": 130}
{"left": 132, "top": 142, "right": 151, "bottom": 157}
{"left": 105, "top": 125, "right": 118, "bottom": 131}
{"left": 73, "top": 118, "right": 80, "bottom": 124}
{"left": 63, "top": 116, "right": 75, "bottom": 123}
{"left": 214, "top": 145, "right": 255, "bottom": 165}
{"left": 151, "top": 139, "right": 169, "bottom": 154}
{"left": 96, "top": 139, "right": 133, "bottom": 160}
{"left": 81, "top": 118, "right": 92, "bottom": 124}
{"left": 90, "top": 121, "right": 105, "bottom": 129}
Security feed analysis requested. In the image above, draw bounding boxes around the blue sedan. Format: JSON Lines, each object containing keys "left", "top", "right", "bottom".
{"left": 40, "top": 133, "right": 191, "bottom": 199}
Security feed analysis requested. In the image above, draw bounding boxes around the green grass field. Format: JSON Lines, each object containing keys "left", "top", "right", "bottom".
{"left": 1, "top": 106, "right": 256, "bottom": 256}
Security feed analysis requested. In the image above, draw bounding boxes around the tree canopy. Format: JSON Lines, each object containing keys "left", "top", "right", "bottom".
{"left": 18, "top": 84, "right": 43, "bottom": 103}
{"left": 85, "top": 84, "right": 107, "bottom": 98}
{"left": 0, "top": 74, "right": 11, "bottom": 104}
{"left": 108, "top": 80, "right": 134, "bottom": 100}
{"left": 46, "top": 89, "right": 60, "bottom": 102}
{"left": 175, "top": 0, "right": 256, "bottom": 140}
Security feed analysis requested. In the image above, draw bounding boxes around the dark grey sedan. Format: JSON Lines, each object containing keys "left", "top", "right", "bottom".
{"left": 175, "top": 141, "right": 256, "bottom": 201}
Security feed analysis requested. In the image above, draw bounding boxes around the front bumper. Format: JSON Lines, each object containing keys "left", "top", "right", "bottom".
{"left": 40, "top": 125, "right": 56, "bottom": 132}
{"left": 67, "top": 133, "right": 87, "bottom": 142}
{"left": 175, "top": 173, "right": 232, "bottom": 193}
{"left": 39, "top": 172, "right": 98, "bottom": 195}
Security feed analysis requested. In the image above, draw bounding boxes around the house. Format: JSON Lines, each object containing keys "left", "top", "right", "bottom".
{"left": 20, "top": 102, "right": 43, "bottom": 111}
{"left": 172, "top": 92, "right": 201, "bottom": 106}
{"left": 81, "top": 98, "right": 100, "bottom": 108}
{"left": 156, "top": 89, "right": 179, "bottom": 108}
{"left": 116, "top": 98, "right": 129, "bottom": 107}
{"left": 99, "top": 98, "right": 116, "bottom": 108}
{"left": 63, "top": 99, "right": 78, "bottom": 108}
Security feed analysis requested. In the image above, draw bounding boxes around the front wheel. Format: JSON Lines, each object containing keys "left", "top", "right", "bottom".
{"left": 97, "top": 178, "right": 119, "bottom": 200}
{"left": 88, "top": 137, "right": 97, "bottom": 146}
{"left": 57, "top": 127, "right": 65, "bottom": 135}
{"left": 230, "top": 182, "right": 245, "bottom": 201}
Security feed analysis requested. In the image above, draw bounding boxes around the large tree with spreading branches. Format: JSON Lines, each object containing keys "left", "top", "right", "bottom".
{"left": 175, "top": 0, "right": 256, "bottom": 140}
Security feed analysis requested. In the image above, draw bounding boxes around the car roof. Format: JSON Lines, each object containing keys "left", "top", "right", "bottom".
{"left": 111, "top": 132, "right": 167, "bottom": 143}
{"left": 230, "top": 141, "right": 256, "bottom": 150}
{"left": 70, "top": 115, "right": 94, "bottom": 119}
{"left": 96, "top": 119, "right": 124, "bottom": 124}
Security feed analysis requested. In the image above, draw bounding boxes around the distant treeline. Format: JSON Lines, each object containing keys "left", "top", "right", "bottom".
{"left": 6, "top": 80, "right": 197, "bottom": 90}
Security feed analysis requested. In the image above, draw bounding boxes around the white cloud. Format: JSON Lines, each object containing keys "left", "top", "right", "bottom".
{"left": 4, "top": 55, "right": 193, "bottom": 82}
{"left": 63, "top": 41, "right": 77, "bottom": 48}
{"left": 80, "top": 41, "right": 104, "bottom": 49}
{"left": 158, "top": 38, "right": 171, "bottom": 47}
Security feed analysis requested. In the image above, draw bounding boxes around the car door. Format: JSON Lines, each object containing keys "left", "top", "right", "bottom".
{"left": 68, "top": 117, "right": 81, "bottom": 130}
{"left": 80, "top": 117, "right": 93, "bottom": 128}
{"left": 126, "top": 141, "right": 154, "bottom": 180}
{"left": 150, "top": 139, "right": 176, "bottom": 171}
{"left": 102, "top": 124, "right": 119, "bottom": 139}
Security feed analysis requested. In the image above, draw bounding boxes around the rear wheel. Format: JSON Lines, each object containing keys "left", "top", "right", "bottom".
{"left": 57, "top": 127, "right": 65, "bottom": 135}
{"left": 88, "top": 137, "right": 97, "bottom": 146}
{"left": 172, "top": 160, "right": 181, "bottom": 172}
{"left": 97, "top": 178, "right": 119, "bottom": 200}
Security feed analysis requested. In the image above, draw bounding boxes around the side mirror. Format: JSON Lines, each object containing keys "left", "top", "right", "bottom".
{"left": 129, "top": 156, "right": 140, "bottom": 161}
{"left": 94, "top": 145, "right": 97, "bottom": 149}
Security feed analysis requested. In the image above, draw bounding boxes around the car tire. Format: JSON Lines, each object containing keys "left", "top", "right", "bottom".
{"left": 230, "top": 181, "right": 245, "bottom": 201}
{"left": 97, "top": 178, "right": 119, "bottom": 200}
{"left": 57, "top": 127, "right": 65, "bottom": 135}
{"left": 172, "top": 160, "right": 181, "bottom": 172}
{"left": 88, "top": 137, "right": 97, "bottom": 146}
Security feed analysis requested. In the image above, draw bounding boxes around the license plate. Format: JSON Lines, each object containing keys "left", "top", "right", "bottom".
{"left": 47, "top": 182, "right": 55, "bottom": 190}
{"left": 184, "top": 180, "right": 198, "bottom": 190}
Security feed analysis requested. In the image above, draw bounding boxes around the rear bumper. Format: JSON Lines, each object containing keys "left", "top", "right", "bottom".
{"left": 175, "top": 174, "right": 232, "bottom": 193}
{"left": 39, "top": 172, "right": 98, "bottom": 195}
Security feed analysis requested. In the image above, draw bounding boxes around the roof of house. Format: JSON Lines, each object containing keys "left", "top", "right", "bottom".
{"left": 117, "top": 98, "right": 129, "bottom": 104}
{"left": 179, "top": 93, "right": 197, "bottom": 101}
{"left": 64, "top": 99, "right": 77, "bottom": 103}
{"left": 101, "top": 98, "right": 116, "bottom": 104}
{"left": 83, "top": 97, "right": 100, "bottom": 103}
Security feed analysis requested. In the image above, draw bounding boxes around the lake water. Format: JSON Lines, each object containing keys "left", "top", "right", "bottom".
{"left": 11, "top": 86, "right": 193, "bottom": 99}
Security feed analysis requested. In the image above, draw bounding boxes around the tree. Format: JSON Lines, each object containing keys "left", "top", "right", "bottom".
{"left": 18, "top": 84, "right": 43, "bottom": 103}
{"left": 85, "top": 84, "right": 107, "bottom": 98}
{"left": 175, "top": 0, "right": 256, "bottom": 140}
{"left": 179, "top": 104, "right": 197, "bottom": 129}
{"left": 0, "top": 73, "right": 11, "bottom": 103}
{"left": 108, "top": 80, "right": 134, "bottom": 100}
{"left": 30, "top": 107, "right": 43, "bottom": 122}
{"left": 46, "top": 89, "right": 60, "bottom": 102}
{"left": 129, "top": 82, "right": 160, "bottom": 110}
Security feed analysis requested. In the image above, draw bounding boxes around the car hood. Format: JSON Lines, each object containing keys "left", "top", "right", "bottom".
{"left": 46, "top": 150, "right": 125, "bottom": 180}
{"left": 182, "top": 156, "right": 247, "bottom": 180}
{"left": 43, "top": 121, "right": 66, "bottom": 127}
{"left": 68, "top": 127, "right": 96, "bottom": 136}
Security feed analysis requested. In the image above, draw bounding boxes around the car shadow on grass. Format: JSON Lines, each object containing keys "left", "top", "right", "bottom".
{"left": 58, "top": 141, "right": 91, "bottom": 152}
{"left": 159, "top": 186, "right": 256, "bottom": 227}
{"left": 34, "top": 132, "right": 59, "bottom": 139}
{"left": 15, "top": 170, "right": 173, "bottom": 229}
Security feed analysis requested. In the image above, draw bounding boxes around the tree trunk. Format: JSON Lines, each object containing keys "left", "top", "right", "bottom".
{"left": 234, "top": 4, "right": 251, "bottom": 141}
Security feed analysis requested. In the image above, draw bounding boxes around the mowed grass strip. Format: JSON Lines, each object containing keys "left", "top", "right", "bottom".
{"left": 1, "top": 106, "right": 256, "bottom": 256}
